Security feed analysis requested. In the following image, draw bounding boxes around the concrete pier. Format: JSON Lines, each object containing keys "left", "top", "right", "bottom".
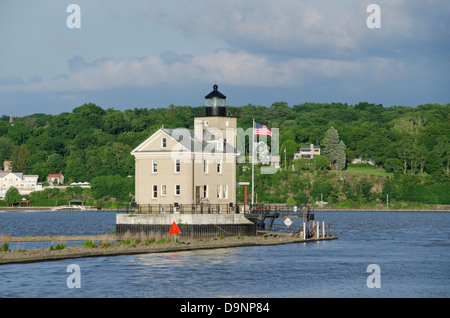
{"left": 116, "top": 213, "right": 256, "bottom": 238}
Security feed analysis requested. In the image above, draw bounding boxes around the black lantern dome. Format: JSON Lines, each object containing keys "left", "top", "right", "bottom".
{"left": 205, "top": 84, "right": 226, "bottom": 116}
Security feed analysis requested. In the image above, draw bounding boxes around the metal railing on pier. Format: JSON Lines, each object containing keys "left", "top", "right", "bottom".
{"left": 125, "top": 203, "right": 236, "bottom": 214}
{"left": 118, "top": 202, "right": 313, "bottom": 216}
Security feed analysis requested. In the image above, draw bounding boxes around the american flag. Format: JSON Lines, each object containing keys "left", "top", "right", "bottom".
{"left": 254, "top": 122, "right": 272, "bottom": 136}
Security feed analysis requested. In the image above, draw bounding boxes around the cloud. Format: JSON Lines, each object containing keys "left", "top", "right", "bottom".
{"left": 1, "top": 0, "right": 448, "bottom": 110}
{"left": 67, "top": 56, "right": 91, "bottom": 73}
{"left": 132, "top": 0, "right": 450, "bottom": 60}
{"left": 0, "top": 50, "right": 408, "bottom": 94}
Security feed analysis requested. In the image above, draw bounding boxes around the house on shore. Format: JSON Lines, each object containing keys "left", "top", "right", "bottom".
{"left": 0, "top": 172, "right": 39, "bottom": 199}
{"left": 294, "top": 144, "right": 321, "bottom": 159}
{"left": 47, "top": 173, "right": 64, "bottom": 186}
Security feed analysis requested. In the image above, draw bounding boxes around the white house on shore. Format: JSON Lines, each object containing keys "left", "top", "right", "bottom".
{"left": 0, "top": 172, "right": 39, "bottom": 199}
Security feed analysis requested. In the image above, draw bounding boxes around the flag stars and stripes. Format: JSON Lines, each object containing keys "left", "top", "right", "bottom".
{"left": 254, "top": 122, "right": 272, "bottom": 137}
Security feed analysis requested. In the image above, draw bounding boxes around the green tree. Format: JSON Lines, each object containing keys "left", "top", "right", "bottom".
{"left": 310, "top": 180, "right": 333, "bottom": 202}
{"left": 384, "top": 158, "right": 403, "bottom": 173}
{"left": 103, "top": 109, "right": 129, "bottom": 134}
{"left": 12, "top": 144, "right": 30, "bottom": 173}
{"left": 46, "top": 153, "right": 65, "bottom": 174}
{"left": 280, "top": 139, "right": 298, "bottom": 169}
{"left": 336, "top": 140, "right": 346, "bottom": 171}
{"left": 397, "top": 138, "right": 413, "bottom": 174}
{"left": 5, "top": 187, "right": 21, "bottom": 206}
{"left": 354, "top": 179, "right": 373, "bottom": 203}
{"left": 72, "top": 103, "right": 106, "bottom": 129}
{"left": 322, "top": 126, "right": 341, "bottom": 169}
{"left": 0, "top": 137, "right": 15, "bottom": 166}
{"left": 65, "top": 150, "right": 87, "bottom": 181}
{"left": 294, "top": 192, "right": 309, "bottom": 204}
{"left": 432, "top": 136, "right": 450, "bottom": 175}
{"left": 357, "top": 133, "right": 391, "bottom": 164}
{"left": 414, "top": 144, "right": 428, "bottom": 176}
{"left": 313, "top": 155, "right": 329, "bottom": 171}
{"left": 286, "top": 196, "right": 297, "bottom": 206}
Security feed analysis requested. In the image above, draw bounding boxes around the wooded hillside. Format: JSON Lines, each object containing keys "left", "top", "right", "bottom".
{"left": 1, "top": 101, "right": 448, "bottom": 207}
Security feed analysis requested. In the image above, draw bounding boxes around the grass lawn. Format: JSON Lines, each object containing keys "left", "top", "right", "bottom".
{"left": 339, "top": 167, "right": 394, "bottom": 177}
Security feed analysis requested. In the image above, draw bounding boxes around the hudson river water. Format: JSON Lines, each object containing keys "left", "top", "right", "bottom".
{"left": 0, "top": 211, "right": 449, "bottom": 298}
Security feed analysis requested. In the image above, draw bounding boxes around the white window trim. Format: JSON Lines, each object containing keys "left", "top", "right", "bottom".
{"left": 161, "top": 184, "right": 167, "bottom": 196}
{"left": 175, "top": 184, "right": 181, "bottom": 196}
{"left": 175, "top": 159, "right": 181, "bottom": 173}
{"left": 161, "top": 137, "right": 167, "bottom": 149}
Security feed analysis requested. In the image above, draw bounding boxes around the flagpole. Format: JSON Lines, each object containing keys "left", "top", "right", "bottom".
{"left": 252, "top": 118, "right": 255, "bottom": 206}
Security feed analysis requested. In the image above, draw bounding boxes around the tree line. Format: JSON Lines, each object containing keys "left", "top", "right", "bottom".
{"left": 1, "top": 101, "right": 449, "bottom": 206}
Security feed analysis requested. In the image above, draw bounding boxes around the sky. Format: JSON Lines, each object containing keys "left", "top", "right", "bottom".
{"left": 0, "top": 0, "right": 449, "bottom": 117}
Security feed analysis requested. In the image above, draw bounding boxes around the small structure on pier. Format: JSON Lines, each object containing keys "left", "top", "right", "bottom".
{"left": 246, "top": 204, "right": 331, "bottom": 239}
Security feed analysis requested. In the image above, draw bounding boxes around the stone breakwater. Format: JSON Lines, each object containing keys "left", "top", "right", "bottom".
{"left": 0, "top": 233, "right": 338, "bottom": 265}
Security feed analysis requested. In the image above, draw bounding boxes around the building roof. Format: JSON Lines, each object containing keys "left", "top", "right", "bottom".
{"left": 204, "top": 84, "right": 226, "bottom": 100}
{"left": 0, "top": 172, "right": 38, "bottom": 179}
{"left": 0, "top": 172, "right": 21, "bottom": 179}
{"left": 48, "top": 173, "right": 64, "bottom": 178}
{"left": 300, "top": 145, "right": 321, "bottom": 149}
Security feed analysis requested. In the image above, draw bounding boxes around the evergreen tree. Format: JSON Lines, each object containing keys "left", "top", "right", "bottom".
{"left": 12, "top": 144, "right": 30, "bottom": 173}
{"left": 336, "top": 140, "right": 346, "bottom": 171}
{"left": 322, "top": 126, "right": 341, "bottom": 169}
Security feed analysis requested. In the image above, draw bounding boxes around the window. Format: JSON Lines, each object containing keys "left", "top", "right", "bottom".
{"left": 217, "top": 185, "right": 222, "bottom": 199}
{"left": 203, "top": 160, "right": 208, "bottom": 173}
{"left": 175, "top": 185, "right": 181, "bottom": 196}
{"left": 203, "top": 185, "right": 208, "bottom": 199}
{"left": 223, "top": 185, "right": 228, "bottom": 199}
{"left": 217, "top": 160, "right": 222, "bottom": 173}
{"left": 175, "top": 159, "right": 181, "bottom": 173}
{"left": 161, "top": 137, "right": 167, "bottom": 148}
{"left": 152, "top": 185, "right": 158, "bottom": 199}
{"left": 161, "top": 184, "right": 167, "bottom": 196}
{"left": 152, "top": 160, "right": 157, "bottom": 173}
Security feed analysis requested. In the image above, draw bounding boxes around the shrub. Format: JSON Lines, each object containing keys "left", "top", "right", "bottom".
{"left": 1, "top": 243, "right": 9, "bottom": 252}
{"left": 84, "top": 240, "right": 97, "bottom": 248}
